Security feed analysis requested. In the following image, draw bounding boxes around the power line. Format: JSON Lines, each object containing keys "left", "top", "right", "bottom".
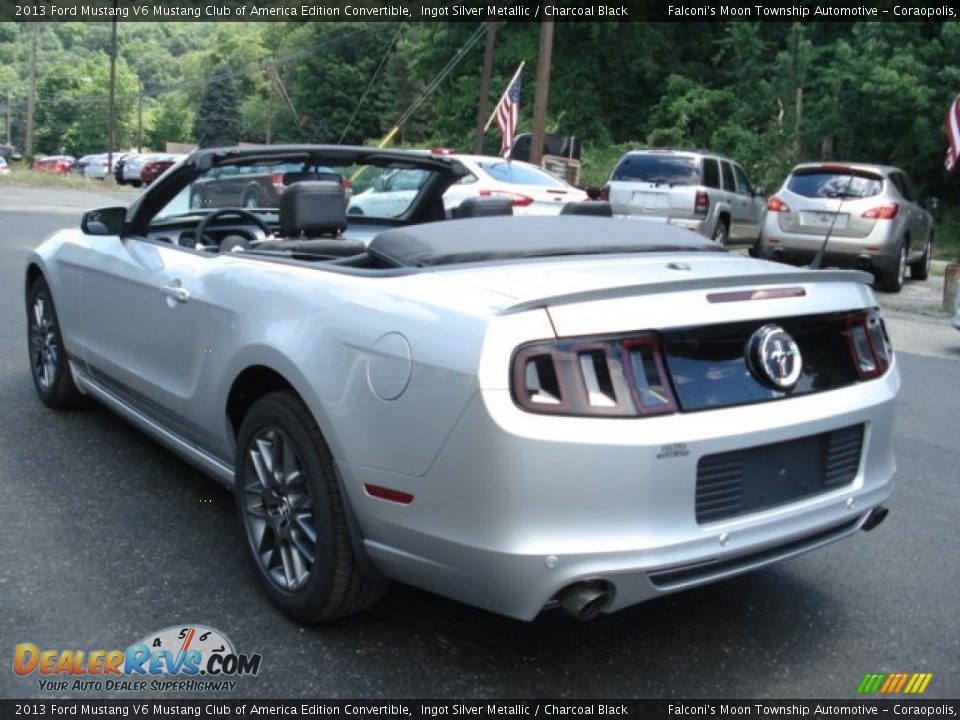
{"left": 393, "top": 23, "right": 487, "bottom": 130}
{"left": 338, "top": 23, "right": 405, "bottom": 144}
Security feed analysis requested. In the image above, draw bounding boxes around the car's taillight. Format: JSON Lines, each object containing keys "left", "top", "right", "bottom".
{"left": 512, "top": 334, "right": 677, "bottom": 417}
{"left": 767, "top": 196, "right": 790, "bottom": 212}
{"left": 846, "top": 310, "right": 892, "bottom": 379}
{"left": 599, "top": 185, "right": 610, "bottom": 201}
{"left": 479, "top": 189, "right": 535, "bottom": 207}
{"left": 861, "top": 203, "right": 899, "bottom": 219}
{"left": 694, "top": 190, "right": 709, "bottom": 217}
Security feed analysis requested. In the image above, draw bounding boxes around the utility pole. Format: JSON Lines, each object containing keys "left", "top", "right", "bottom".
{"left": 137, "top": 82, "right": 143, "bottom": 153}
{"left": 530, "top": 20, "right": 554, "bottom": 165}
{"left": 24, "top": 23, "right": 38, "bottom": 158}
{"left": 5, "top": 89, "right": 11, "bottom": 145}
{"left": 266, "top": 72, "right": 274, "bottom": 144}
{"left": 473, "top": 22, "right": 497, "bottom": 154}
{"left": 107, "top": 11, "right": 118, "bottom": 175}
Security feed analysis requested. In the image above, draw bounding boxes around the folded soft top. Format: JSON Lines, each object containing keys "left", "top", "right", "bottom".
{"left": 366, "top": 215, "right": 721, "bottom": 268}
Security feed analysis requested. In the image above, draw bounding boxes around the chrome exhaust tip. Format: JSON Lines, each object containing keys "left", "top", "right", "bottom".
{"left": 861, "top": 506, "right": 889, "bottom": 532}
{"left": 557, "top": 581, "right": 612, "bottom": 621}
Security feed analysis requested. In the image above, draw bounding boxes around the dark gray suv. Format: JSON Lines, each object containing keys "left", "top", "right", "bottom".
{"left": 604, "top": 149, "right": 766, "bottom": 246}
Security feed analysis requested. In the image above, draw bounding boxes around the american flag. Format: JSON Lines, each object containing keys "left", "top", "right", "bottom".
{"left": 494, "top": 68, "right": 523, "bottom": 157}
{"left": 946, "top": 95, "right": 960, "bottom": 173}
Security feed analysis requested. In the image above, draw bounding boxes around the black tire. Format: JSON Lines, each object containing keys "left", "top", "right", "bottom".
{"left": 712, "top": 218, "right": 729, "bottom": 247}
{"left": 131, "top": 180, "right": 142, "bottom": 188}
{"left": 909, "top": 236, "right": 932, "bottom": 281}
{"left": 27, "top": 277, "right": 84, "bottom": 408}
{"left": 878, "top": 243, "right": 908, "bottom": 293}
{"left": 235, "top": 390, "right": 387, "bottom": 623}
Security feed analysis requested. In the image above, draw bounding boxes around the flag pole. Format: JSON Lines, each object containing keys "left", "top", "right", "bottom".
{"left": 483, "top": 62, "right": 525, "bottom": 133}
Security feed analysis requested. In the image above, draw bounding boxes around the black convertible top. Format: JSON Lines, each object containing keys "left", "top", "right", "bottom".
{"left": 366, "top": 216, "right": 721, "bottom": 268}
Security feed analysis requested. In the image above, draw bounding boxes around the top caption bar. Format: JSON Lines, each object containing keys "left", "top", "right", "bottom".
{"left": 1, "top": 0, "right": 958, "bottom": 23}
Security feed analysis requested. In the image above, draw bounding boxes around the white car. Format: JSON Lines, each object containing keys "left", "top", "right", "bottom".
{"left": 0, "top": 156, "right": 9, "bottom": 175}
{"left": 348, "top": 152, "right": 587, "bottom": 218}
{"left": 82, "top": 153, "right": 118, "bottom": 180}
{"left": 121, "top": 153, "right": 155, "bottom": 187}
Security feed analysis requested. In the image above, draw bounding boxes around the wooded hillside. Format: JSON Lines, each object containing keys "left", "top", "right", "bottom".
{"left": 2, "top": 21, "right": 958, "bottom": 200}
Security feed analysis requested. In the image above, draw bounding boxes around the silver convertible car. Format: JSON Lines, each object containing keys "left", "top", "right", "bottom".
{"left": 26, "top": 145, "right": 899, "bottom": 623}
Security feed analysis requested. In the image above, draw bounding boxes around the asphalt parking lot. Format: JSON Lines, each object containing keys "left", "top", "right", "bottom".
{"left": 0, "top": 187, "right": 958, "bottom": 701}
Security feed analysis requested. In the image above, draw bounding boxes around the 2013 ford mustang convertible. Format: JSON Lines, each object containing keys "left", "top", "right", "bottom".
{"left": 25, "top": 145, "right": 898, "bottom": 623}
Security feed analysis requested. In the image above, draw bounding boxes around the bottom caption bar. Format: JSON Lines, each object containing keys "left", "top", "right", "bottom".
{"left": 2, "top": 700, "right": 958, "bottom": 719}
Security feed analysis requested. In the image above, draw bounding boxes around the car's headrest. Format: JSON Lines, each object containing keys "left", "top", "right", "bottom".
{"left": 280, "top": 181, "right": 347, "bottom": 238}
{"left": 560, "top": 201, "right": 613, "bottom": 217}
{"left": 453, "top": 196, "right": 514, "bottom": 219}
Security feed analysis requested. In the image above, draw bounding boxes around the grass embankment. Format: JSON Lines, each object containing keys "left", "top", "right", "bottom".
{"left": 0, "top": 166, "right": 138, "bottom": 192}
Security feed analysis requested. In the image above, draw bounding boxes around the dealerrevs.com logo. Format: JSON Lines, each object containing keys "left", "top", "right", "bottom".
{"left": 13, "top": 625, "right": 262, "bottom": 693}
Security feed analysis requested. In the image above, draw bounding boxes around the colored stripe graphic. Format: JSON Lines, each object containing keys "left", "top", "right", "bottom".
{"left": 858, "top": 672, "right": 933, "bottom": 694}
{"left": 857, "top": 673, "right": 885, "bottom": 694}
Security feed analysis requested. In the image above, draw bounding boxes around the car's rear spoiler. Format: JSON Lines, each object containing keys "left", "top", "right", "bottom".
{"left": 502, "top": 269, "right": 874, "bottom": 313}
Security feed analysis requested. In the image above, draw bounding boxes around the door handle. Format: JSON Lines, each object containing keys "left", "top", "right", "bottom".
{"left": 162, "top": 282, "right": 190, "bottom": 303}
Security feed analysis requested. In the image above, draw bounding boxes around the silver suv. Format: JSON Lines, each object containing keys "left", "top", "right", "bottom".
{"left": 757, "top": 163, "right": 934, "bottom": 293}
{"left": 604, "top": 149, "right": 766, "bottom": 246}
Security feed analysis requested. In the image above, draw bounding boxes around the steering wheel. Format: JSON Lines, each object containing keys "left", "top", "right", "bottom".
{"left": 195, "top": 208, "right": 271, "bottom": 248}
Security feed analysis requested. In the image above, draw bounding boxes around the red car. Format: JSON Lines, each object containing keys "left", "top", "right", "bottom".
{"left": 141, "top": 154, "right": 184, "bottom": 186}
{"left": 32, "top": 155, "right": 75, "bottom": 174}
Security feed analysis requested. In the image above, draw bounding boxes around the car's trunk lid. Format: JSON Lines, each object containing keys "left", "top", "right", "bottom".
{"left": 423, "top": 254, "right": 875, "bottom": 336}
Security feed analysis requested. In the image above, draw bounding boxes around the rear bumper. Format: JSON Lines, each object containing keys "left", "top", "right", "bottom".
{"left": 612, "top": 212, "right": 712, "bottom": 237}
{"left": 345, "top": 364, "right": 899, "bottom": 620}
{"left": 759, "top": 218, "right": 899, "bottom": 272}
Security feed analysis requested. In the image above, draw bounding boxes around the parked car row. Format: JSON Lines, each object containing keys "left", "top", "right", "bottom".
{"left": 600, "top": 147, "right": 935, "bottom": 293}
{"left": 116, "top": 152, "right": 185, "bottom": 187}
{"left": 37, "top": 151, "right": 185, "bottom": 187}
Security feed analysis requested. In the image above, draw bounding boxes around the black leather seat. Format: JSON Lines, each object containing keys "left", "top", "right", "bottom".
{"left": 257, "top": 181, "right": 363, "bottom": 257}
{"left": 453, "top": 196, "right": 514, "bottom": 219}
{"left": 279, "top": 180, "right": 347, "bottom": 237}
{"left": 560, "top": 201, "right": 613, "bottom": 217}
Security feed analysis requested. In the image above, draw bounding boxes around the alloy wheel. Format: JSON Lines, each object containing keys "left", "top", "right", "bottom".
{"left": 29, "top": 294, "right": 59, "bottom": 392}
{"left": 241, "top": 427, "right": 318, "bottom": 592}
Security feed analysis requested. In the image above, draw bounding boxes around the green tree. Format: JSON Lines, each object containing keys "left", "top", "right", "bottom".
{"left": 194, "top": 67, "right": 241, "bottom": 148}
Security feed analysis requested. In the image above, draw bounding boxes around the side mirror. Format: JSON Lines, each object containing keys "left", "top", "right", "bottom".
{"left": 81, "top": 206, "right": 126, "bottom": 236}
{"left": 373, "top": 177, "right": 386, "bottom": 192}
{"left": 753, "top": 185, "right": 766, "bottom": 197}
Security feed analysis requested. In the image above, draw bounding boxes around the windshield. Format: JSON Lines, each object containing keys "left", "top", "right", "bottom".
{"left": 346, "top": 167, "right": 435, "bottom": 218}
{"left": 613, "top": 155, "right": 700, "bottom": 185}
{"left": 476, "top": 161, "right": 567, "bottom": 188}
{"left": 154, "top": 157, "right": 449, "bottom": 223}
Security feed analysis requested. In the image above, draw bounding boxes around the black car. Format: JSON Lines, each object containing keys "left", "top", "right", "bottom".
{"left": 189, "top": 162, "right": 346, "bottom": 210}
